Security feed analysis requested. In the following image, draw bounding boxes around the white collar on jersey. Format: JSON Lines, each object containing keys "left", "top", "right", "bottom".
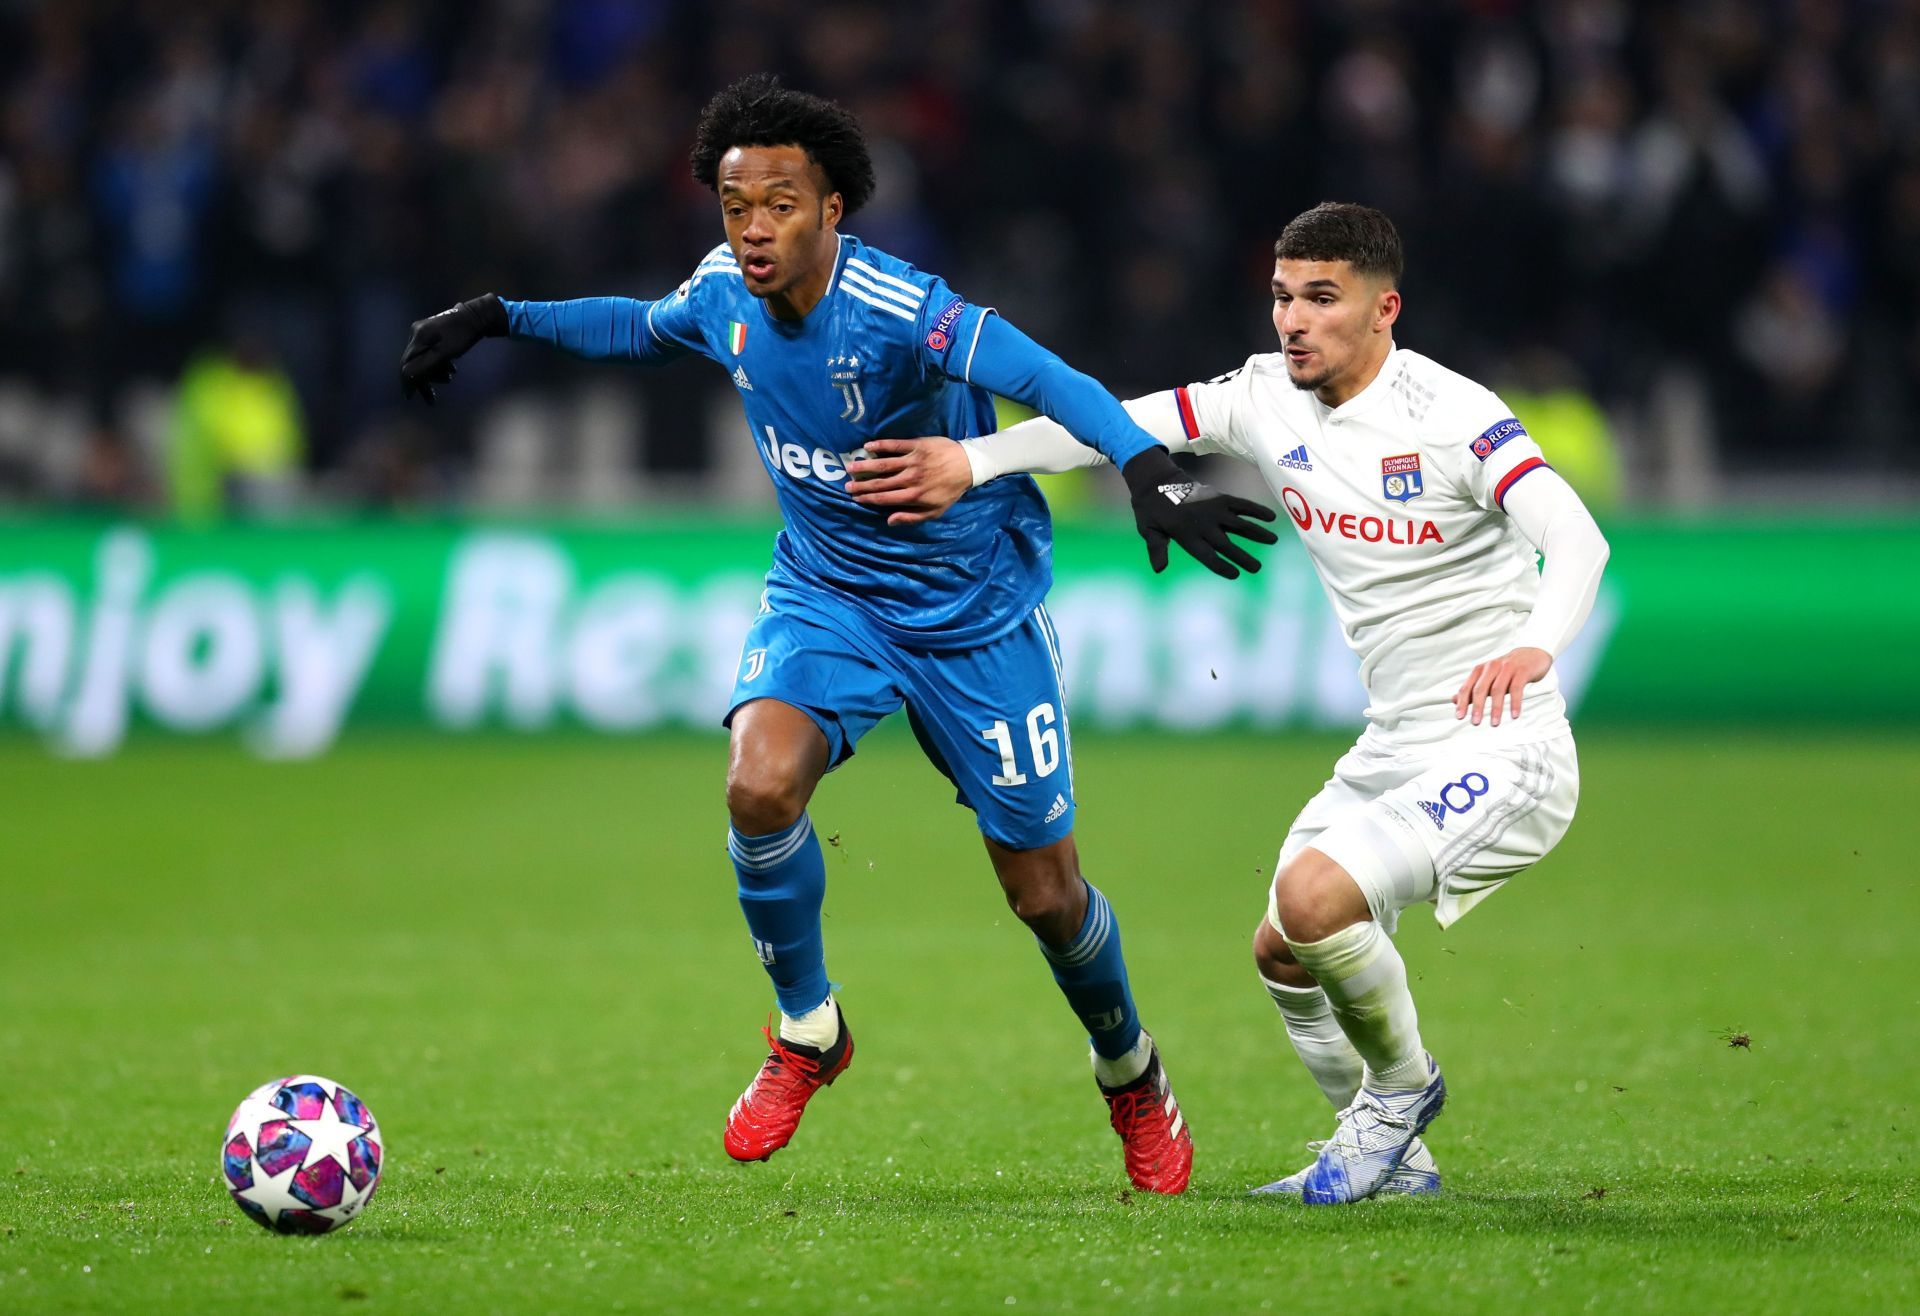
{"left": 822, "top": 232, "right": 846, "bottom": 297}
{"left": 1319, "top": 342, "right": 1400, "bottom": 423}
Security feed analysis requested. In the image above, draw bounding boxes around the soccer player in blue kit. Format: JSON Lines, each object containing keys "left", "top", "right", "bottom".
{"left": 399, "top": 75, "right": 1276, "bottom": 1193}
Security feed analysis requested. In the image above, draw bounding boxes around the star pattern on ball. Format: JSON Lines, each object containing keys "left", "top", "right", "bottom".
{"left": 224, "top": 1075, "right": 383, "bottom": 1235}
{"left": 290, "top": 1097, "right": 371, "bottom": 1173}
{"left": 231, "top": 1161, "right": 301, "bottom": 1222}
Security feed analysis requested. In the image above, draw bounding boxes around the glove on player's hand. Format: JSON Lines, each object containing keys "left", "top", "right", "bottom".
{"left": 400, "top": 294, "right": 508, "bottom": 404}
{"left": 1121, "top": 446, "right": 1279, "bottom": 579}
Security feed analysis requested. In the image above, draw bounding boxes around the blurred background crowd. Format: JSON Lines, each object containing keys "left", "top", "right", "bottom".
{"left": 3, "top": 0, "right": 1917, "bottom": 519}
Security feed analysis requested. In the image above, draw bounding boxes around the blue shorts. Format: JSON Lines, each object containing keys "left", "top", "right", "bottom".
{"left": 725, "top": 582, "right": 1076, "bottom": 850}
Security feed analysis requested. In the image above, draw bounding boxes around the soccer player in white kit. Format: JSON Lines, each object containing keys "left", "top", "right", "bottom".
{"left": 843, "top": 202, "right": 1611, "bottom": 1204}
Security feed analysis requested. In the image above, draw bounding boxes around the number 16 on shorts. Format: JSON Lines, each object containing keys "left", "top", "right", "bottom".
{"left": 983, "top": 699, "right": 1075, "bottom": 829}
{"left": 981, "top": 702, "right": 1062, "bottom": 785}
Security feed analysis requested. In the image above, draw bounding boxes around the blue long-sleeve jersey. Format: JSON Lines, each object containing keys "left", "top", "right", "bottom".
{"left": 504, "top": 234, "right": 1154, "bottom": 648}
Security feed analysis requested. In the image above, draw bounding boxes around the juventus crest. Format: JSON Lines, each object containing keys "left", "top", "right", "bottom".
{"left": 828, "top": 353, "right": 865, "bottom": 423}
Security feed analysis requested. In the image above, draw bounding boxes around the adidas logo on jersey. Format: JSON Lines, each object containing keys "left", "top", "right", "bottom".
{"left": 1418, "top": 800, "right": 1447, "bottom": 830}
{"left": 1276, "top": 444, "right": 1312, "bottom": 471}
{"left": 733, "top": 365, "right": 752, "bottom": 391}
{"left": 1044, "top": 793, "right": 1069, "bottom": 824}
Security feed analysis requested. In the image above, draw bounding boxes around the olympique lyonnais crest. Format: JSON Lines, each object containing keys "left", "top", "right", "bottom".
{"left": 1381, "top": 453, "right": 1424, "bottom": 503}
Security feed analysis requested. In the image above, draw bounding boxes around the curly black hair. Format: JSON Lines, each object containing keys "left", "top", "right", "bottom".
{"left": 690, "top": 74, "right": 876, "bottom": 216}
{"left": 1275, "top": 202, "right": 1404, "bottom": 285}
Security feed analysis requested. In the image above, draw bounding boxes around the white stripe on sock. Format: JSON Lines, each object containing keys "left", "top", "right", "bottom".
{"left": 1052, "top": 883, "right": 1113, "bottom": 964}
{"left": 1048, "top": 888, "right": 1112, "bottom": 966}
{"left": 728, "top": 817, "right": 814, "bottom": 870}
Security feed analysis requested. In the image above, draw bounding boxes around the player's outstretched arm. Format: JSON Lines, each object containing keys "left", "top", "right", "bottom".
{"left": 1453, "top": 468, "right": 1610, "bottom": 725}
{"left": 952, "top": 316, "right": 1278, "bottom": 578}
{"left": 401, "top": 295, "right": 680, "bottom": 403}
{"left": 847, "top": 396, "right": 1179, "bottom": 524}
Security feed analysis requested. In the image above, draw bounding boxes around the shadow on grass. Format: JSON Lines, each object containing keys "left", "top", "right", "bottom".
{"left": 682, "top": 1166, "right": 1918, "bottom": 1249}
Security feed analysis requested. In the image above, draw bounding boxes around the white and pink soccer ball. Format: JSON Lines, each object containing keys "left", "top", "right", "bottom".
{"left": 221, "top": 1075, "right": 383, "bottom": 1234}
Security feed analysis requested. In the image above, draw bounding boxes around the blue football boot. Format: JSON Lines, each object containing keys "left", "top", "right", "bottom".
{"left": 1299, "top": 1055, "right": 1446, "bottom": 1205}
{"left": 1251, "top": 1134, "right": 1440, "bottom": 1197}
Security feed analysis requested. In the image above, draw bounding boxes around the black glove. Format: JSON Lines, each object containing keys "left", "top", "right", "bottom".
{"left": 399, "top": 294, "right": 509, "bottom": 403}
{"left": 1121, "top": 446, "right": 1279, "bottom": 579}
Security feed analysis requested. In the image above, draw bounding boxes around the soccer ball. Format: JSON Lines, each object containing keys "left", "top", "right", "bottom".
{"left": 221, "top": 1074, "right": 383, "bottom": 1234}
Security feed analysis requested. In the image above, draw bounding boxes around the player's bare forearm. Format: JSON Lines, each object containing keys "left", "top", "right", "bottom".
{"left": 1452, "top": 646, "right": 1553, "bottom": 726}
{"left": 846, "top": 438, "right": 972, "bottom": 525}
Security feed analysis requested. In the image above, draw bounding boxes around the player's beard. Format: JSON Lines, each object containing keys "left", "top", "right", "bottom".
{"left": 1287, "top": 358, "right": 1336, "bottom": 393}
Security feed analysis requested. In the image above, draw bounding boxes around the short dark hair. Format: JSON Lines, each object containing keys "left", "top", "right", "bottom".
{"left": 690, "top": 74, "right": 876, "bottom": 216}
{"left": 1274, "top": 202, "right": 1403, "bottom": 285}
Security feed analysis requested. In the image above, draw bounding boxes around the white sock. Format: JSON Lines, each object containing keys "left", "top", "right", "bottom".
{"left": 1282, "top": 920, "right": 1432, "bottom": 1093}
{"left": 1261, "top": 975, "right": 1363, "bottom": 1110}
{"left": 1090, "top": 1030, "right": 1153, "bottom": 1089}
{"left": 778, "top": 994, "right": 840, "bottom": 1051}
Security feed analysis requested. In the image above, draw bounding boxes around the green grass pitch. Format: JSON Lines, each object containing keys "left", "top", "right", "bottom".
{"left": 2, "top": 729, "right": 1915, "bottom": 1313}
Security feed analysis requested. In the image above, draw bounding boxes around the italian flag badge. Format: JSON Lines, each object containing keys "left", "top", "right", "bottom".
{"left": 728, "top": 321, "right": 748, "bottom": 355}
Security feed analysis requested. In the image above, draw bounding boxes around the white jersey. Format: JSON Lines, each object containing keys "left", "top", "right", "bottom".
{"left": 1174, "top": 345, "right": 1564, "bottom": 747}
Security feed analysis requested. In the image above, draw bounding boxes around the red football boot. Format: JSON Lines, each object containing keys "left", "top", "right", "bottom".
{"left": 723, "top": 1009, "right": 853, "bottom": 1163}
{"left": 1100, "top": 1037, "right": 1193, "bottom": 1194}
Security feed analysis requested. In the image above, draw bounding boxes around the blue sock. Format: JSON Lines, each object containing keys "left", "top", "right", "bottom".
{"left": 1037, "top": 881, "right": 1142, "bottom": 1061}
{"left": 729, "top": 815, "right": 830, "bottom": 1017}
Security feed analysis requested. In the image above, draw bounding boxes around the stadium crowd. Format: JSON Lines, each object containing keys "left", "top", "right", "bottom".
{"left": 2, "top": 0, "right": 1917, "bottom": 513}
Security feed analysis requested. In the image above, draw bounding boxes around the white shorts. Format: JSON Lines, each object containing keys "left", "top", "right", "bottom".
{"left": 1266, "top": 730, "right": 1580, "bottom": 934}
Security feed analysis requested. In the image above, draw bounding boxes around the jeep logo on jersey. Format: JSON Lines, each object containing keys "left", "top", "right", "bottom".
{"left": 1281, "top": 487, "right": 1444, "bottom": 546}
{"left": 760, "top": 425, "right": 863, "bottom": 486}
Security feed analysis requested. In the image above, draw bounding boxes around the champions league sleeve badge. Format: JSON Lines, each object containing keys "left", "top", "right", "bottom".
{"left": 1381, "top": 453, "right": 1424, "bottom": 503}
